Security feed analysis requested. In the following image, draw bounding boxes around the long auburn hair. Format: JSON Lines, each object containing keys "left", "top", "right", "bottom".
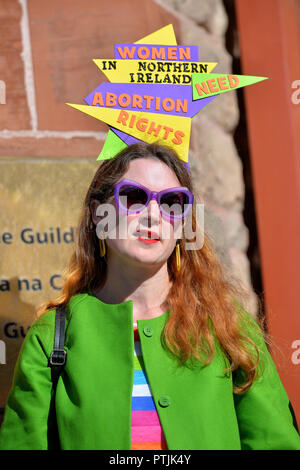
{"left": 37, "top": 143, "right": 267, "bottom": 394}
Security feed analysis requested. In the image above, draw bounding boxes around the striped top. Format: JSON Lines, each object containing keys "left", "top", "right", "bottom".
{"left": 131, "top": 323, "right": 168, "bottom": 450}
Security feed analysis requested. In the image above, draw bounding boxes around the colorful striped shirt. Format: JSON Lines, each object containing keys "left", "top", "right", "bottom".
{"left": 131, "top": 323, "right": 168, "bottom": 450}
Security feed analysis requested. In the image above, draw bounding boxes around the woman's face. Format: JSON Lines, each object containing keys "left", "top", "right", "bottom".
{"left": 92, "top": 157, "right": 184, "bottom": 269}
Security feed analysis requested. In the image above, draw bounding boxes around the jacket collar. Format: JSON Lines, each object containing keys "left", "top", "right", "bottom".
{"left": 69, "top": 292, "right": 170, "bottom": 328}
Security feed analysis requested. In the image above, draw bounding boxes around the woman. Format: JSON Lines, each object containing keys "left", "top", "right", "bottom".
{"left": 0, "top": 143, "right": 299, "bottom": 450}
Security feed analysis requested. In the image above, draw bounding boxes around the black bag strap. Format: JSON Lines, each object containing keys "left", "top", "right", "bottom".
{"left": 49, "top": 304, "right": 67, "bottom": 389}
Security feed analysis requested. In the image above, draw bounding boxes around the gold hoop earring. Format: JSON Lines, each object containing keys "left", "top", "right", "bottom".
{"left": 99, "top": 232, "right": 106, "bottom": 257}
{"left": 176, "top": 241, "right": 181, "bottom": 271}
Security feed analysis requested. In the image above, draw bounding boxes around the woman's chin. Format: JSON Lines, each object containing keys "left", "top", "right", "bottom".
{"left": 126, "top": 249, "right": 164, "bottom": 267}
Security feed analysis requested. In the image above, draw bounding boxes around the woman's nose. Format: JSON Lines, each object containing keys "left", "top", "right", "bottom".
{"left": 147, "top": 198, "right": 161, "bottom": 217}
{"left": 139, "top": 198, "right": 161, "bottom": 225}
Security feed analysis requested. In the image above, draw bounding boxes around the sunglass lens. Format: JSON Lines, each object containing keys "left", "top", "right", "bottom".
{"left": 160, "top": 191, "right": 189, "bottom": 217}
{"left": 118, "top": 186, "right": 148, "bottom": 211}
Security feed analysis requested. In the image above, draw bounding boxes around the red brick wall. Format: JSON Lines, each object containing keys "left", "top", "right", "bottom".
{"left": 0, "top": 0, "right": 180, "bottom": 157}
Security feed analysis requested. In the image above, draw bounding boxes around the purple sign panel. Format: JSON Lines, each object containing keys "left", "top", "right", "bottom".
{"left": 84, "top": 83, "right": 217, "bottom": 118}
{"left": 114, "top": 44, "right": 199, "bottom": 62}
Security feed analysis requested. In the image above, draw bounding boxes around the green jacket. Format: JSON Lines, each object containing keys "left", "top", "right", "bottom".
{"left": 0, "top": 293, "right": 299, "bottom": 450}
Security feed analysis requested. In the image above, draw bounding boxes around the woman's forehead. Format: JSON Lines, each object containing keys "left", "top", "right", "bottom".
{"left": 122, "top": 157, "right": 181, "bottom": 190}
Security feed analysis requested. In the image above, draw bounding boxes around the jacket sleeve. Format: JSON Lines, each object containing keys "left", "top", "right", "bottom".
{"left": 233, "top": 307, "right": 300, "bottom": 450}
{"left": 0, "top": 311, "right": 56, "bottom": 450}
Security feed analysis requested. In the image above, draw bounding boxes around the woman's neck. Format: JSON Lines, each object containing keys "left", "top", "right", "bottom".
{"left": 93, "top": 257, "right": 172, "bottom": 321}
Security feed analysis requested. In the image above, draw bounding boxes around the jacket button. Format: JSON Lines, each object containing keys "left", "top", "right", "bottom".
{"left": 143, "top": 326, "right": 153, "bottom": 337}
{"left": 158, "top": 396, "right": 171, "bottom": 407}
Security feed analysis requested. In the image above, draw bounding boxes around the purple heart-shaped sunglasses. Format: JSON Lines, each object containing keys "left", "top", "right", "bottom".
{"left": 114, "top": 179, "right": 194, "bottom": 220}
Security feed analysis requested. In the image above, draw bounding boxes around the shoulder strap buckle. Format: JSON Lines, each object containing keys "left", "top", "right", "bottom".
{"left": 49, "top": 348, "right": 67, "bottom": 366}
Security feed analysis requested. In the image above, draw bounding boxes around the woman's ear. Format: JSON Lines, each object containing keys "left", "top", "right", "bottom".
{"left": 90, "top": 199, "right": 102, "bottom": 226}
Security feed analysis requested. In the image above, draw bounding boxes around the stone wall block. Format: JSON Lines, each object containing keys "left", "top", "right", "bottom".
{"left": 206, "top": 0, "right": 228, "bottom": 39}
{"left": 190, "top": 114, "right": 245, "bottom": 209}
{"left": 202, "top": 204, "right": 233, "bottom": 269}
{"left": 200, "top": 88, "right": 240, "bottom": 133}
{"left": 229, "top": 248, "right": 259, "bottom": 316}
{"left": 159, "top": 0, "right": 228, "bottom": 38}
{"left": 206, "top": 205, "right": 250, "bottom": 253}
{"left": 180, "top": 19, "right": 232, "bottom": 72}
{"left": 223, "top": 210, "right": 249, "bottom": 252}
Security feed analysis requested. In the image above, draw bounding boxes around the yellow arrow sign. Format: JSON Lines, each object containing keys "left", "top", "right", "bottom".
{"left": 93, "top": 59, "right": 217, "bottom": 84}
{"left": 66, "top": 103, "right": 191, "bottom": 162}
